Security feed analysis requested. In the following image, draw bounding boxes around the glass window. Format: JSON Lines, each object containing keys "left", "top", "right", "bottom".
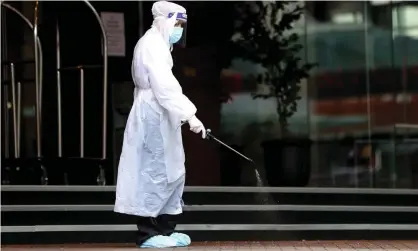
{"left": 332, "top": 12, "right": 364, "bottom": 24}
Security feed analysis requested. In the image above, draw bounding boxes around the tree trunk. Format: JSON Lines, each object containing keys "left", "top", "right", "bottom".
{"left": 278, "top": 113, "right": 289, "bottom": 138}
{"left": 277, "top": 97, "right": 289, "bottom": 138}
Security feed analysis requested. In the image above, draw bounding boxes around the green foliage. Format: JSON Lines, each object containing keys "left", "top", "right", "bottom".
{"left": 230, "top": 1, "right": 316, "bottom": 130}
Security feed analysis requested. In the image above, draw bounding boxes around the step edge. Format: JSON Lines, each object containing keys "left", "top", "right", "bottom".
{"left": 3, "top": 204, "right": 418, "bottom": 212}
{"left": 3, "top": 224, "right": 418, "bottom": 233}
{"left": 2, "top": 186, "right": 418, "bottom": 195}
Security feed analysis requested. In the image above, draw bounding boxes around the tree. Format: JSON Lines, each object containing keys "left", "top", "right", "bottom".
{"left": 229, "top": 1, "right": 316, "bottom": 136}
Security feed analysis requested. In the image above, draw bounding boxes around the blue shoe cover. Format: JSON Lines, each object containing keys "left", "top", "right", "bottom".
{"left": 139, "top": 235, "right": 177, "bottom": 248}
{"left": 170, "top": 232, "right": 191, "bottom": 247}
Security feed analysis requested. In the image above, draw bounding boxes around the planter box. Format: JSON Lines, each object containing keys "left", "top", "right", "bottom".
{"left": 262, "top": 139, "right": 311, "bottom": 187}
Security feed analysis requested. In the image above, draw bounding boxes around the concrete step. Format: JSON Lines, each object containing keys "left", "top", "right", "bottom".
{"left": 3, "top": 204, "right": 418, "bottom": 225}
{"left": 2, "top": 224, "right": 418, "bottom": 244}
{"left": 2, "top": 186, "right": 418, "bottom": 206}
{"left": 2, "top": 186, "right": 418, "bottom": 244}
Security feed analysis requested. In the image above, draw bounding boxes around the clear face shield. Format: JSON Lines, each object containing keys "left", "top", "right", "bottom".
{"left": 168, "top": 12, "right": 187, "bottom": 48}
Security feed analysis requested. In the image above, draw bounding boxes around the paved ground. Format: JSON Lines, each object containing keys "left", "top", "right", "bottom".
{"left": 2, "top": 241, "right": 418, "bottom": 250}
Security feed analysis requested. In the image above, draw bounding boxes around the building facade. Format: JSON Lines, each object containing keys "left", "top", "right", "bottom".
{"left": 2, "top": 1, "right": 417, "bottom": 188}
{"left": 221, "top": 1, "right": 418, "bottom": 188}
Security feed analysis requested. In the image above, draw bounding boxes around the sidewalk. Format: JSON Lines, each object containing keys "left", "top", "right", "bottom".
{"left": 2, "top": 241, "right": 418, "bottom": 250}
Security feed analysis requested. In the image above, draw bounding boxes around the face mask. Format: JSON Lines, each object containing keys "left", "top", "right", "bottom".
{"left": 169, "top": 27, "right": 183, "bottom": 44}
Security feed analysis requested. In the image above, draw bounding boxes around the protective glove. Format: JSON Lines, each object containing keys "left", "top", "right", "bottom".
{"left": 188, "top": 115, "right": 206, "bottom": 139}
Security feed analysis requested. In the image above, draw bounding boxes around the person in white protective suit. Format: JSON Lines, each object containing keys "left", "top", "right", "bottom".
{"left": 114, "top": 1, "right": 206, "bottom": 249}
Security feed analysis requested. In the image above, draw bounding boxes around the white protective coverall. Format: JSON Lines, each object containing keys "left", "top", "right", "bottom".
{"left": 114, "top": 1, "right": 199, "bottom": 217}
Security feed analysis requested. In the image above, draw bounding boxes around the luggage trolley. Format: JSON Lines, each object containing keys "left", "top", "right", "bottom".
{"left": 1, "top": 1, "right": 46, "bottom": 185}
{"left": 54, "top": 0, "right": 109, "bottom": 185}
{"left": 1, "top": 0, "right": 108, "bottom": 185}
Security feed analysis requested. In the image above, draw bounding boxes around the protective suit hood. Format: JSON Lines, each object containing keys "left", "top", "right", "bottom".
{"left": 151, "top": 1, "right": 187, "bottom": 48}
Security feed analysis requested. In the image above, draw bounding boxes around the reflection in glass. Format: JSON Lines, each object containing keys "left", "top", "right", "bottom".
{"left": 219, "top": 1, "right": 418, "bottom": 188}
{"left": 301, "top": 1, "right": 418, "bottom": 188}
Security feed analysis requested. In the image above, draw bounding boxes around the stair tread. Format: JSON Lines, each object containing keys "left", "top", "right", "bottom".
{"left": 4, "top": 223, "right": 418, "bottom": 232}
{"left": 3, "top": 204, "right": 418, "bottom": 212}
